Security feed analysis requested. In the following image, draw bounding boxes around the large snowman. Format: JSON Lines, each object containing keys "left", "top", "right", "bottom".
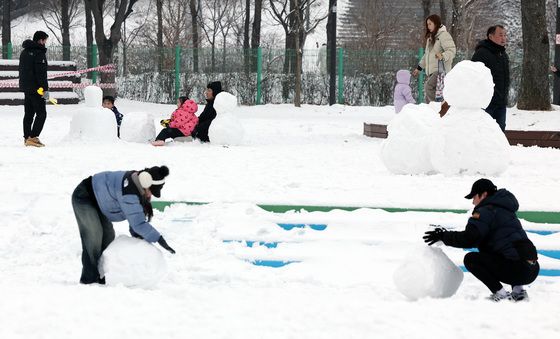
{"left": 208, "top": 91, "right": 245, "bottom": 145}
{"left": 67, "top": 86, "right": 119, "bottom": 142}
{"left": 429, "top": 60, "right": 510, "bottom": 175}
{"left": 381, "top": 60, "right": 510, "bottom": 176}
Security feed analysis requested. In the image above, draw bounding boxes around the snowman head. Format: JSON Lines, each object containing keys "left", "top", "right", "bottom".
{"left": 213, "top": 92, "right": 238, "bottom": 115}
{"left": 442, "top": 60, "right": 494, "bottom": 109}
{"left": 84, "top": 85, "right": 103, "bottom": 108}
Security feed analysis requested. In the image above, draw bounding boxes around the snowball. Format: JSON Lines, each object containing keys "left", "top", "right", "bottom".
{"left": 429, "top": 107, "right": 510, "bottom": 175}
{"left": 393, "top": 245, "right": 463, "bottom": 301}
{"left": 443, "top": 60, "right": 494, "bottom": 109}
{"left": 67, "top": 106, "right": 118, "bottom": 142}
{"left": 380, "top": 103, "right": 440, "bottom": 174}
{"left": 213, "top": 91, "right": 238, "bottom": 115}
{"left": 120, "top": 112, "right": 156, "bottom": 143}
{"left": 208, "top": 113, "right": 245, "bottom": 145}
{"left": 99, "top": 235, "right": 168, "bottom": 288}
{"left": 84, "top": 86, "right": 103, "bottom": 108}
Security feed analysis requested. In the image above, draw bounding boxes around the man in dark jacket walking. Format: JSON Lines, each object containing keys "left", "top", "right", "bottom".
{"left": 192, "top": 81, "right": 222, "bottom": 142}
{"left": 19, "top": 31, "right": 50, "bottom": 147}
{"left": 423, "top": 179, "right": 539, "bottom": 302}
{"left": 471, "top": 25, "right": 510, "bottom": 131}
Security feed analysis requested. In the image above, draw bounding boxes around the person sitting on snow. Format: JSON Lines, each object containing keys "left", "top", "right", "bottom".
{"left": 423, "top": 178, "right": 539, "bottom": 302}
{"left": 102, "top": 95, "right": 123, "bottom": 138}
{"left": 152, "top": 96, "right": 199, "bottom": 146}
{"left": 71, "top": 165, "right": 176, "bottom": 284}
{"left": 191, "top": 81, "right": 222, "bottom": 142}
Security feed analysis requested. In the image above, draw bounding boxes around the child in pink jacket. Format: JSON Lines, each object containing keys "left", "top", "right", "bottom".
{"left": 152, "top": 97, "right": 199, "bottom": 146}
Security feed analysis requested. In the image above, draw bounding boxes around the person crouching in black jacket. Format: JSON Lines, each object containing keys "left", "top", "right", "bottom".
{"left": 191, "top": 81, "right": 222, "bottom": 142}
{"left": 423, "top": 179, "right": 539, "bottom": 302}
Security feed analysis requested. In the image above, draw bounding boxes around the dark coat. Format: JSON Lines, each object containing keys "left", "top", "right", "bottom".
{"left": 471, "top": 39, "right": 510, "bottom": 109}
{"left": 192, "top": 99, "right": 217, "bottom": 142}
{"left": 18, "top": 39, "right": 49, "bottom": 93}
{"left": 442, "top": 189, "right": 536, "bottom": 261}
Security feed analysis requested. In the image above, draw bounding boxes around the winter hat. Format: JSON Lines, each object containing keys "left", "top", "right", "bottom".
{"left": 138, "top": 166, "right": 170, "bottom": 198}
{"left": 207, "top": 81, "right": 223, "bottom": 96}
{"left": 464, "top": 178, "right": 497, "bottom": 199}
{"left": 182, "top": 99, "right": 198, "bottom": 114}
{"left": 33, "top": 31, "right": 49, "bottom": 42}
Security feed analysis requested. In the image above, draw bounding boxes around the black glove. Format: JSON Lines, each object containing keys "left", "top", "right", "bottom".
{"left": 423, "top": 228, "right": 446, "bottom": 246}
{"left": 158, "top": 236, "right": 176, "bottom": 254}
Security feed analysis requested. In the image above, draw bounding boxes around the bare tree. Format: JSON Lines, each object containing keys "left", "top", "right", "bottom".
{"left": 250, "top": 0, "right": 263, "bottom": 70}
{"left": 86, "top": 0, "right": 139, "bottom": 96}
{"left": 39, "top": 0, "right": 83, "bottom": 60}
{"left": 120, "top": 0, "right": 152, "bottom": 75}
{"left": 84, "top": 0, "right": 94, "bottom": 76}
{"left": 157, "top": 0, "right": 163, "bottom": 71}
{"left": 198, "top": 0, "right": 232, "bottom": 72}
{"left": 421, "top": 0, "right": 432, "bottom": 20}
{"left": 217, "top": 0, "right": 243, "bottom": 71}
{"left": 2, "top": 0, "right": 10, "bottom": 58}
{"left": 268, "top": 0, "right": 327, "bottom": 101}
{"left": 517, "top": 0, "right": 550, "bottom": 110}
{"left": 189, "top": 0, "right": 199, "bottom": 72}
{"left": 439, "top": 0, "right": 446, "bottom": 24}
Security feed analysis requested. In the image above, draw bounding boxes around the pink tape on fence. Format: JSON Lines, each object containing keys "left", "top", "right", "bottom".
{"left": 0, "top": 64, "right": 116, "bottom": 86}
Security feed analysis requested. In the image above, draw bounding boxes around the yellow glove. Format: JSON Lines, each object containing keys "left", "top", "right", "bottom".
{"left": 160, "top": 119, "right": 171, "bottom": 127}
{"left": 37, "top": 87, "right": 58, "bottom": 105}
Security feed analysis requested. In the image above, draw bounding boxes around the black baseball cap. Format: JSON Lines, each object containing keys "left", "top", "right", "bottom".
{"left": 465, "top": 178, "right": 497, "bottom": 199}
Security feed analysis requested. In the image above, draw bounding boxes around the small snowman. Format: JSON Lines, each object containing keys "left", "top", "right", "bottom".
{"left": 67, "top": 86, "right": 118, "bottom": 142}
{"left": 429, "top": 60, "right": 510, "bottom": 175}
{"left": 208, "top": 91, "right": 245, "bottom": 145}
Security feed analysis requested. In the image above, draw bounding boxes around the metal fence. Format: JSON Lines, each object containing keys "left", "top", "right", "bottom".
{"left": 1, "top": 43, "right": 526, "bottom": 106}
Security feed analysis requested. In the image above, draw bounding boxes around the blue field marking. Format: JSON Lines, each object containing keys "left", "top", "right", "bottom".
{"left": 276, "top": 223, "right": 328, "bottom": 231}
{"left": 251, "top": 260, "right": 298, "bottom": 268}
{"left": 526, "top": 230, "right": 559, "bottom": 236}
{"left": 459, "top": 266, "right": 560, "bottom": 277}
{"left": 222, "top": 240, "right": 279, "bottom": 248}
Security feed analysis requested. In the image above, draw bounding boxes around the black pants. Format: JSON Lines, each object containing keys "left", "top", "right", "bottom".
{"left": 23, "top": 91, "right": 47, "bottom": 139}
{"left": 71, "top": 179, "right": 115, "bottom": 284}
{"left": 155, "top": 127, "right": 185, "bottom": 141}
{"left": 463, "top": 252, "right": 539, "bottom": 293}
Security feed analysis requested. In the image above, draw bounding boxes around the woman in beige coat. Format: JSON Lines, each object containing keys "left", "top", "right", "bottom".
{"left": 412, "top": 14, "right": 456, "bottom": 103}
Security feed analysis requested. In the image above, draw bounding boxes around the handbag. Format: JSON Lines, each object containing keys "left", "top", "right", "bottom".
{"left": 434, "top": 59, "right": 445, "bottom": 102}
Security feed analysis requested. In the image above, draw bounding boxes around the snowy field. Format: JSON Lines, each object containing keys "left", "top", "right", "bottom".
{"left": 1, "top": 100, "right": 560, "bottom": 338}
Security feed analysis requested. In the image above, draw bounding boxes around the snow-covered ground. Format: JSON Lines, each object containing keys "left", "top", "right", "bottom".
{"left": 1, "top": 101, "right": 560, "bottom": 338}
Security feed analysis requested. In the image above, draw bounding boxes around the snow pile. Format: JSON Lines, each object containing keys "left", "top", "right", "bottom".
{"left": 393, "top": 245, "right": 464, "bottom": 301}
{"left": 430, "top": 61, "right": 510, "bottom": 175}
{"left": 380, "top": 60, "right": 510, "bottom": 176}
{"left": 380, "top": 103, "right": 439, "bottom": 174}
{"left": 67, "top": 86, "right": 118, "bottom": 142}
{"left": 120, "top": 112, "right": 156, "bottom": 143}
{"left": 208, "top": 92, "right": 245, "bottom": 145}
{"left": 98, "top": 235, "right": 168, "bottom": 288}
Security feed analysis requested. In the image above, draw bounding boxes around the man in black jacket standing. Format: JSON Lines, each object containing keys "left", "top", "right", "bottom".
{"left": 19, "top": 31, "right": 50, "bottom": 147}
{"left": 192, "top": 81, "right": 222, "bottom": 142}
{"left": 423, "top": 179, "right": 539, "bottom": 302}
{"left": 472, "top": 25, "right": 510, "bottom": 131}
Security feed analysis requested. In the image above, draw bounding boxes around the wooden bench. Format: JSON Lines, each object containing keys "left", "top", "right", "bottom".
{"left": 364, "top": 123, "right": 560, "bottom": 149}
{"left": 0, "top": 60, "right": 80, "bottom": 105}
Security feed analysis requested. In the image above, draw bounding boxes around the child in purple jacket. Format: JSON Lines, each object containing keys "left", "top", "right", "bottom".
{"left": 394, "top": 69, "right": 416, "bottom": 113}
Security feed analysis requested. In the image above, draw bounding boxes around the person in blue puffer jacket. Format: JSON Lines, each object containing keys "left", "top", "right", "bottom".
{"left": 72, "top": 165, "right": 175, "bottom": 284}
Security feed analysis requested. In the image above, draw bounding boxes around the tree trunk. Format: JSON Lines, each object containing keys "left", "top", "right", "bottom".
{"left": 250, "top": 0, "right": 262, "bottom": 70}
{"left": 294, "top": 0, "right": 302, "bottom": 107}
{"left": 85, "top": 0, "right": 94, "bottom": 78}
{"left": 422, "top": 0, "right": 432, "bottom": 20}
{"left": 89, "top": 0, "right": 139, "bottom": 97}
{"left": 243, "top": 0, "right": 250, "bottom": 73}
{"left": 439, "top": 0, "right": 446, "bottom": 24}
{"left": 2, "top": 0, "right": 11, "bottom": 58}
{"left": 61, "top": 0, "right": 71, "bottom": 60}
{"left": 189, "top": 0, "right": 199, "bottom": 73}
{"left": 157, "top": 0, "right": 163, "bottom": 72}
{"left": 517, "top": 0, "right": 551, "bottom": 110}
{"left": 450, "top": 0, "right": 461, "bottom": 43}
